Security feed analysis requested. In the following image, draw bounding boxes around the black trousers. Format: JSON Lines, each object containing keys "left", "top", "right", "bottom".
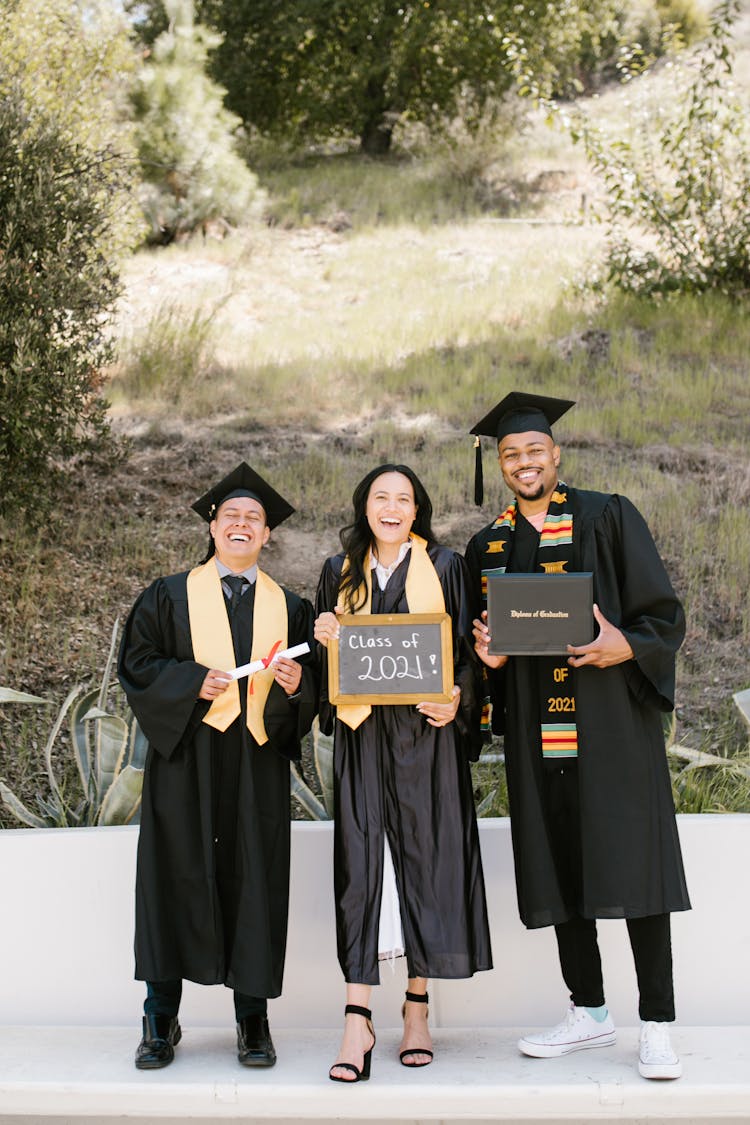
{"left": 145, "top": 980, "right": 267, "bottom": 1021}
{"left": 545, "top": 763, "right": 675, "bottom": 1023}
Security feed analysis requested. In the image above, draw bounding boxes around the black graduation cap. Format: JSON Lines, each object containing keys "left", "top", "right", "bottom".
{"left": 191, "top": 462, "right": 295, "bottom": 529}
{"left": 470, "top": 392, "right": 575, "bottom": 506}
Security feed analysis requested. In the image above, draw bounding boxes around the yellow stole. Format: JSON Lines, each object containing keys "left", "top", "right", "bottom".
{"left": 336, "top": 534, "right": 446, "bottom": 730}
{"left": 186, "top": 560, "right": 288, "bottom": 746}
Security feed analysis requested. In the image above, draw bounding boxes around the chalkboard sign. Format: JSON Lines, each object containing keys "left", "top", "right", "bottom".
{"left": 328, "top": 613, "right": 453, "bottom": 705}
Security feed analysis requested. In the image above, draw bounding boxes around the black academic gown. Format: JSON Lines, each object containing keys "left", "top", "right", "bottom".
{"left": 316, "top": 544, "right": 492, "bottom": 985}
{"left": 118, "top": 569, "right": 317, "bottom": 997}
{"left": 465, "top": 487, "right": 691, "bottom": 929}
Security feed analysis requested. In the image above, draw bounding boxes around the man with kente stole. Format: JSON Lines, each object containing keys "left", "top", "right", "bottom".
{"left": 118, "top": 463, "right": 316, "bottom": 1070}
{"left": 466, "top": 392, "right": 690, "bottom": 1080}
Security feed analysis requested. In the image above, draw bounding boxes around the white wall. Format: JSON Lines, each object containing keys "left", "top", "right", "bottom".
{"left": 2, "top": 816, "right": 747, "bottom": 1029}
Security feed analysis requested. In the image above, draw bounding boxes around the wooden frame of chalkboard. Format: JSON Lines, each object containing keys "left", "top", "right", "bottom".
{"left": 328, "top": 612, "right": 454, "bottom": 705}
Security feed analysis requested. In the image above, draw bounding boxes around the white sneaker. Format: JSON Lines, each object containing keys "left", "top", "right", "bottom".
{"left": 518, "top": 1004, "right": 616, "bottom": 1058}
{"left": 638, "top": 1021, "right": 682, "bottom": 1079}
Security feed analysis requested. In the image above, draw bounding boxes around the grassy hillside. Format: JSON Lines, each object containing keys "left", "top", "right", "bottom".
{"left": 1, "top": 20, "right": 749, "bottom": 823}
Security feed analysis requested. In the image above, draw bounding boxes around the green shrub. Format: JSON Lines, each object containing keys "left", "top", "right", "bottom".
{"left": 0, "top": 0, "right": 142, "bottom": 258}
{"left": 0, "top": 90, "right": 123, "bottom": 514}
{"left": 564, "top": 0, "right": 708, "bottom": 93}
{"left": 571, "top": 0, "right": 750, "bottom": 297}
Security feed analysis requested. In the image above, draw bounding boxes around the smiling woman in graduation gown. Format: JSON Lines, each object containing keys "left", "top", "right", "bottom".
{"left": 316, "top": 468, "right": 492, "bottom": 989}
{"left": 316, "top": 464, "right": 492, "bottom": 1081}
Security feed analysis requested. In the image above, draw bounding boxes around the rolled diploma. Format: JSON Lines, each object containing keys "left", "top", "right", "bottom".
{"left": 228, "top": 642, "right": 311, "bottom": 681}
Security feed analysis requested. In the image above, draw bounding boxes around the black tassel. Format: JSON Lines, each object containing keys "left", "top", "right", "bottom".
{"left": 474, "top": 436, "right": 483, "bottom": 506}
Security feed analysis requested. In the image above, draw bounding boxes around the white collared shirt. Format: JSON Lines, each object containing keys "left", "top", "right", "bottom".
{"left": 370, "top": 540, "right": 412, "bottom": 591}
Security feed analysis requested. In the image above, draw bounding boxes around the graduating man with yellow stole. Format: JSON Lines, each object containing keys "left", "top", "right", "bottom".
{"left": 118, "top": 463, "right": 316, "bottom": 1071}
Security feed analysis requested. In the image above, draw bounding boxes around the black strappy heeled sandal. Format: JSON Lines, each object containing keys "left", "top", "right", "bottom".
{"left": 329, "top": 1004, "right": 376, "bottom": 1082}
{"left": 400, "top": 990, "right": 434, "bottom": 1067}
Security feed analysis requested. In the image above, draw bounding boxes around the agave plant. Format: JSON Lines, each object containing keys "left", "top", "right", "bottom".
{"left": 290, "top": 717, "right": 334, "bottom": 820}
{"left": 0, "top": 620, "right": 147, "bottom": 828}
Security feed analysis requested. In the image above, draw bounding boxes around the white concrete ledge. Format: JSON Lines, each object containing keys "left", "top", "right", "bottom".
{"left": 3, "top": 816, "right": 750, "bottom": 1029}
{"left": 1, "top": 1025, "right": 749, "bottom": 1123}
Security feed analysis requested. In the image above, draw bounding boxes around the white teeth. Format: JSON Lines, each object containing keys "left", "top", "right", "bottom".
{"left": 229, "top": 534, "right": 249, "bottom": 541}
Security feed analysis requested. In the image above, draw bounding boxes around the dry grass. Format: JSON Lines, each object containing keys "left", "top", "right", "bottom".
{"left": 110, "top": 219, "right": 607, "bottom": 422}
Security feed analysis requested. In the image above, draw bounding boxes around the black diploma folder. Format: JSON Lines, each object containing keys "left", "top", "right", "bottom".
{"left": 486, "top": 572, "right": 594, "bottom": 655}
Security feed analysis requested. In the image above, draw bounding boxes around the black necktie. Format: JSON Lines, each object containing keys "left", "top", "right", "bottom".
{"left": 224, "top": 574, "right": 248, "bottom": 616}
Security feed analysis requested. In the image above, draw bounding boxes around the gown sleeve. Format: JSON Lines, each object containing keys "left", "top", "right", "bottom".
{"left": 596, "top": 495, "right": 685, "bottom": 712}
{"left": 463, "top": 531, "right": 486, "bottom": 625}
{"left": 464, "top": 531, "right": 508, "bottom": 738}
{"left": 262, "top": 592, "right": 319, "bottom": 760}
{"left": 117, "top": 579, "right": 209, "bottom": 760}
{"left": 436, "top": 548, "right": 484, "bottom": 762}
{"left": 314, "top": 555, "right": 344, "bottom": 736}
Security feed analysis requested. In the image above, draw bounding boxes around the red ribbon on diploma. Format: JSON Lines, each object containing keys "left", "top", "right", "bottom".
{"left": 249, "top": 640, "right": 283, "bottom": 694}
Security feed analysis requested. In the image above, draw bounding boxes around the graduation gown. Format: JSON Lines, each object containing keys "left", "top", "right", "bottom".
{"left": 118, "top": 569, "right": 317, "bottom": 997}
{"left": 316, "top": 544, "right": 492, "bottom": 985}
{"left": 465, "top": 487, "right": 691, "bottom": 929}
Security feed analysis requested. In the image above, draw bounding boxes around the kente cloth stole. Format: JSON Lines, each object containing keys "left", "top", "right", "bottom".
{"left": 479, "top": 485, "right": 578, "bottom": 759}
{"left": 336, "top": 534, "right": 446, "bottom": 731}
{"left": 186, "top": 561, "right": 288, "bottom": 746}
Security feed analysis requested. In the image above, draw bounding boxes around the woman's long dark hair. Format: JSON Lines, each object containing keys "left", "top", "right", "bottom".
{"left": 338, "top": 463, "right": 437, "bottom": 612}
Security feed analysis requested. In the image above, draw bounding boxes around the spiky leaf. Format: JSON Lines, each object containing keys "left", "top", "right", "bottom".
{"left": 733, "top": 688, "right": 750, "bottom": 733}
{"left": 0, "top": 781, "right": 48, "bottom": 828}
{"left": 0, "top": 687, "right": 45, "bottom": 703}
{"left": 126, "top": 716, "right": 149, "bottom": 770}
{"left": 668, "top": 743, "right": 750, "bottom": 780}
{"left": 97, "top": 617, "right": 120, "bottom": 710}
{"left": 69, "top": 687, "right": 100, "bottom": 793}
{"left": 289, "top": 762, "right": 330, "bottom": 820}
{"left": 476, "top": 789, "right": 498, "bottom": 817}
{"left": 35, "top": 794, "right": 67, "bottom": 827}
{"left": 82, "top": 707, "right": 110, "bottom": 720}
{"left": 93, "top": 714, "right": 129, "bottom": 794}
{"left": 44, "top": 685, "right": 83, "bottom": 819}
{"left": 312, "top": 719, "right": 335, "bottom": 818}
{"left": 98, "top": 765, "right": 144, "bottom": 825}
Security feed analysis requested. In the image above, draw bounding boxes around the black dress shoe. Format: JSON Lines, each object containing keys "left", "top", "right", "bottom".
{"left": 237, "top": 1014, "right": 276, "bottom": 1067}
{"left": 135, "top": 1014, "right": 182, "bottom": 1070}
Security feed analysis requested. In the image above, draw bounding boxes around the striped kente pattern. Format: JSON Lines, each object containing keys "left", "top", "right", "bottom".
{"left": 541, "top": 723, "right": 578, "bottom": 759}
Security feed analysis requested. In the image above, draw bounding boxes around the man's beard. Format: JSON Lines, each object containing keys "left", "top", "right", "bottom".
{"left": 515, "top": 479, "right": 545, "bottom": 502}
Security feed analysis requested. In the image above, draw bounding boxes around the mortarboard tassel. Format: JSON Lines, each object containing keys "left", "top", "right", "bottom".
{"left": 474, "top": 436, "right": 483, "bottom": 506}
